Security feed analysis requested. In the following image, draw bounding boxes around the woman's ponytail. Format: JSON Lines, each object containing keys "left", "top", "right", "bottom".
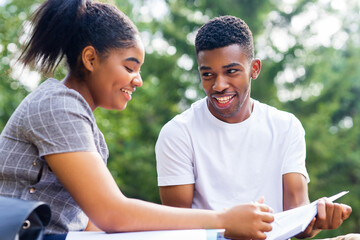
{"left": 19, "top": 0, "right": 88, "bottom": 74}
{"left": 19, "top": 0, "right": 138, "bottom": 75}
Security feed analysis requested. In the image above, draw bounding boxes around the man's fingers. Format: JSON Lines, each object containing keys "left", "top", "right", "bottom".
{"left": 316, "top": 199, "right": 327, "bottom": 229}
{"left": 341, "top": 204, "right": 352, "bottom": 220}
{"left": 324, "top": 199, "right": 334, "bottom": 225}
{"left": 331, "top": 203, "right": 343, "bottom": 228}
{"left": 317, "top": 199, "right": 326, "bottom": 220}
{"left": 303, "top": 217, "right": 316, "bottom": 235}
{"left": 316, "top": 199, "right": 352, "bottom": 230}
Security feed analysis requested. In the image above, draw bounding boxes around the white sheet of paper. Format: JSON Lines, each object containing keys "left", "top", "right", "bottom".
{"left": 66, "top": 229, "right": 221, "bottom": 240}
{"left": 265, "top": 191, "right": 349, "bottom": 240}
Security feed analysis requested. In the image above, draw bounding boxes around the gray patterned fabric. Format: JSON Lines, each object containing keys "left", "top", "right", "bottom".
{"left": 0, "top": 78, "right": 109, "bottom": 234}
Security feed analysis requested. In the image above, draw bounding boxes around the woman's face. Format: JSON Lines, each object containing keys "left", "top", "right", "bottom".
{"left": 87, "top": 37, "right": 145, "bottom": 111}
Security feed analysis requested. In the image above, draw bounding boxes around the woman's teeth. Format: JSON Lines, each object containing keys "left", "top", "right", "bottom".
{"left": 121, "top": 89, "right": 132, "bottom": 95}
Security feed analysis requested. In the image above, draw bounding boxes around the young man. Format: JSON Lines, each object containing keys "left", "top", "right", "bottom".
{"left": 155, "top": 15, "right": 352, "bottom": 238}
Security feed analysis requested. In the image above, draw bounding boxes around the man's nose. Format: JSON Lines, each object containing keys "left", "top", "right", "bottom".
{"left": 212, "top": 75, "right": 229, "bottom": 92}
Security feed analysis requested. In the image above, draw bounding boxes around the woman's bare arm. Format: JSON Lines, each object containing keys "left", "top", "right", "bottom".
{"left": 45, "top": 151, "right": 274, "bottom": 239}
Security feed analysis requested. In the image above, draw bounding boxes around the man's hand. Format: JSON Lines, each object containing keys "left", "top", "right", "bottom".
{"left": 297, "top": 198, "right": 352, "bottom": 238}
{"left": 316, "top": 198, "right": 352, "bottom": 229}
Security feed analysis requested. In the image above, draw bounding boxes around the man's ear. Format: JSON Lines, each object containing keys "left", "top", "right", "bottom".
{"left": 81, "top": 46, "right": 97, "bottom": 72}
{"left": 250, "top": 59, "right": 261, "bottom": 80}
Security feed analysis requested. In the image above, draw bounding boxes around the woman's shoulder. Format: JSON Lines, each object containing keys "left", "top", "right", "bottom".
{"left": 28, "top": 79, "right": 92, "bottom": 115}
{"left": 18, "top": 79, "right": 95, "bottom": 128}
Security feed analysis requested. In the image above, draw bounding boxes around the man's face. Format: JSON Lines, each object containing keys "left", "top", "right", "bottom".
{"left": 197, "top": 44, "right": 260, "bottom": 123}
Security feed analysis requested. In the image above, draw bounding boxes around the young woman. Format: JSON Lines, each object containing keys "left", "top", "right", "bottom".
{"left": 0, "top": 0, "right": 274, "bottom": 239}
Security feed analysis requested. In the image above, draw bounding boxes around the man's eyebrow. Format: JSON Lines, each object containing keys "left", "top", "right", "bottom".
{"left": 223, "top": 63, "right": 241, "bottom": 68}
{"left": 125, "top": 57, "right": 140, "bottom": 64}
{"left": 199, "top": 66, "right": 212, "bottom": 71}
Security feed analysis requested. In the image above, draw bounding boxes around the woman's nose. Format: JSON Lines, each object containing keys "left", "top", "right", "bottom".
{"left": 132, "top": 74, "right": 143, "bottom": 88}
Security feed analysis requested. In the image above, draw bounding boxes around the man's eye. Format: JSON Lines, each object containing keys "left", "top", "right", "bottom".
{"left": 202, "top": 72, "right": 212, "bottom": 77}
{"left": 228, "top": 69, "right": 238, "bottom": 74}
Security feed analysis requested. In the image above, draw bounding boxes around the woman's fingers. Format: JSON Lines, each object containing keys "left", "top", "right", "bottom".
{"left": 257, "top": 203, "right": 274, "bottom": 214}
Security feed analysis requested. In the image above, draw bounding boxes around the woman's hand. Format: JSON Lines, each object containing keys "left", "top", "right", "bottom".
{"left": 219, "top": 202, "right": 274, "bottom": 240}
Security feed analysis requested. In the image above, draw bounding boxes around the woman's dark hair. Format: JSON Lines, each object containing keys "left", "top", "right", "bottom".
{"left": 195, "top": 15, "right": 254, "bottom": 60}
{"left": 19, "top": 0, "right": 139, "bottom": 75}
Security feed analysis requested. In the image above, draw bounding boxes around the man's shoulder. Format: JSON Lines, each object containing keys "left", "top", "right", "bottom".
{"left": 254, "top": 100, "right": 302, "bottom": 128}
{"left": 255, "top": 100, "right": 296, "bottom": 118}
{"left": 171, "top": 98, "right": 206, "bottom": 123}
{"left": 160, "top": 98, "right": 206, "bottom": 135}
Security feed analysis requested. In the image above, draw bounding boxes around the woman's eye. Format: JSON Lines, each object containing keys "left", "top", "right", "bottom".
{"left": 125, "top": 66, "right": 134, "bottom": 73}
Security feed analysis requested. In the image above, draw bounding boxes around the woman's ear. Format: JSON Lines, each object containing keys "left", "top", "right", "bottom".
{"left": 250, "top": 59, "right": 261, "bottom": 80}
{"left": 81, "top": 46, "right": 97, "bottom": 72}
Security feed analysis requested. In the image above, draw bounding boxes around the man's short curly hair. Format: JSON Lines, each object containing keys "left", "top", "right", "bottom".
{"left": 195, "top": 15, "right": 254, "bottom": 59}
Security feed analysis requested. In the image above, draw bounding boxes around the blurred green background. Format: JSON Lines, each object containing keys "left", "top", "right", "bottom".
{"left": 0, "top": 0, "right": 359, "bottom": 237}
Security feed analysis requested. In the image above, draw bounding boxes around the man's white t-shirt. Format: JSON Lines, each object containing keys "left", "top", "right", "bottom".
{"left": 156, "top": 97, "right": 309, "bottom": 213}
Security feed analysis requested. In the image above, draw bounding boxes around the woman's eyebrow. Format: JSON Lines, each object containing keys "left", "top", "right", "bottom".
{"left": 125, "top": 57, "right": 140, "bottom": 64}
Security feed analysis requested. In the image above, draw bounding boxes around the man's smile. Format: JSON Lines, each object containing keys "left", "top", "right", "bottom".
{"left": 211, "top": 93, "right": 237, "bottom": 108}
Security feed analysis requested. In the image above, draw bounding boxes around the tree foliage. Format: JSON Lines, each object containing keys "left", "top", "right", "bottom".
{"left": 0, "top": 0, "right": 359, "bottom": 237}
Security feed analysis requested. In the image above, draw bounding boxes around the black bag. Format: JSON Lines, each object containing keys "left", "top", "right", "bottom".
{"left": 0, "top": 196, "right": 51, "bottom": 240}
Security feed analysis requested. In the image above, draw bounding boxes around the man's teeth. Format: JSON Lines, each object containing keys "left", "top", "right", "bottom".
{"left": 216, "top": 95, "right": 233, "bottom": 104}
{"left": 121, "top": 89, "right": 132, "bottom": 95}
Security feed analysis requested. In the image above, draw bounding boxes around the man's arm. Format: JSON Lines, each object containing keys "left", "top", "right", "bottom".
{"left": 159, "top": 184, "right": 194, "bottom": 208}
{"left": 283, "top": 172, "right": 352, "bottom": 239}
{"left": 282, "top": 172, "right": 320, "bottom": 238}
{"left": 283, "top": 172, "right": 310, "bottom": 211}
